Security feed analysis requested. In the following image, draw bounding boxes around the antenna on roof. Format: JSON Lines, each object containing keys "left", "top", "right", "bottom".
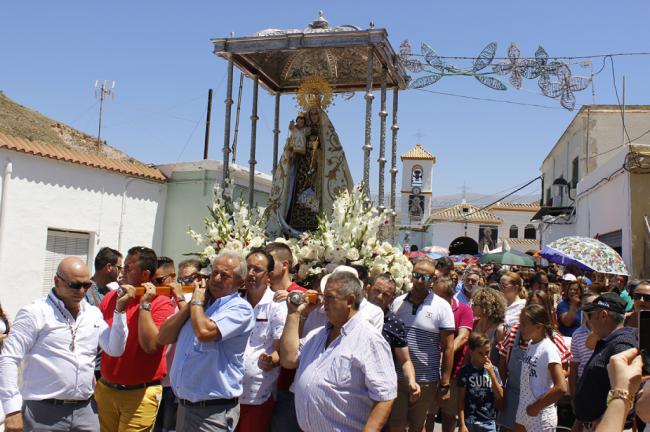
{"left": 94, "top": 80, "right": 115, "bottom": 143}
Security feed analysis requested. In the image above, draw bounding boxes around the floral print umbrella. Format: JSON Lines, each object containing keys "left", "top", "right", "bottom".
{"left": 541, "top": 236, "right": 628, "bottom": 275}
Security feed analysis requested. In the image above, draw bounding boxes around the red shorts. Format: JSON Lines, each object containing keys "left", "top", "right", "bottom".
{"left": 236, "top": 396, "right": 274, "bottom": 432}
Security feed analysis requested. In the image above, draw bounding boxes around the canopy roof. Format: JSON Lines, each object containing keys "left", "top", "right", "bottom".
{"left": 211, "top": 12, "right": 410, "bottom": 94}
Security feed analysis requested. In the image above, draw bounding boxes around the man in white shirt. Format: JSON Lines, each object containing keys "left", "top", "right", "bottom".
{"left": 0, "top": 256, "right": 132, "bottom": 432}
{"left": 280, "top": 271, "right": 397, "bottom": 432}
{"left": 238, "top": 249, "right": 287, "bottom": 432}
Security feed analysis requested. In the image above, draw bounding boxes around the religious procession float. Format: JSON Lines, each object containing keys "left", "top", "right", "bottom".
{"left": 188, "top": 12, "right": 414, "bottom": 292}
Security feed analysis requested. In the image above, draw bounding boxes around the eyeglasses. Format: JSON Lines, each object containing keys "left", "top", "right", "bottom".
{"left": 634, "top": 293, "right": 650, "bottom": 302}
{"left": 153, "top": 274, "right": 175, "bottom": 285}
{"left": 412, "top": 271, "right": 433, "bottom": 283}
{"left": 56, "top": 274, "right": 93, "bottom": 290}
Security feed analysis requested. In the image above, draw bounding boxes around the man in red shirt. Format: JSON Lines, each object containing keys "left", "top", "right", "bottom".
{"left": 265, "top": 242, "right": 305, "bottom": 432}
{"left": 95, "top": 246, "right": 175, "bottom": 432}
{"left": 265, "top": 242, "right": 305, "bottom": 295}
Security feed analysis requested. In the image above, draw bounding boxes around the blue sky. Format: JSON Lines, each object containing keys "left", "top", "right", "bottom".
{"left": 3, "top": 1, "right": 650, "bottom": 199}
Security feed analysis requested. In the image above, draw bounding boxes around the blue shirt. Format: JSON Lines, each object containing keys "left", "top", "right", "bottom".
{"left": 556, "top": 299, "right": 581, "bottom": 337}
{"left": 457, "top": 364, "right": 502, "bottom": 424}
{"left": 170, "top": 291, "right": 255, "bottom": 402}
{"left": 454, "top": 286, "right": 471, "bottom": 305}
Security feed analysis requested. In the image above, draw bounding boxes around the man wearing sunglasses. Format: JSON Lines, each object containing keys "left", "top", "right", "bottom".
{"left": 177, "top": 259, "right": 204, "bottom": 287}
{"left": 388, "top": 257, "right": 455, "bottom": 432}
{"left": 95, "top": 246, "right": 175, "bottom": 432}
{"left": 574, "top": 292, "right": 637, "bottom": 427}
{"left": 0, "top": 256, "right": 133, "bottom": 432}
{"left": 86, "top": 247, "right": 122, "bottom": 307}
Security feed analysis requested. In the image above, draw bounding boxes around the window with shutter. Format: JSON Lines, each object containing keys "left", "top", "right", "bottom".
{"left": 42, "top": 229, "right": 90, "bottom": 295}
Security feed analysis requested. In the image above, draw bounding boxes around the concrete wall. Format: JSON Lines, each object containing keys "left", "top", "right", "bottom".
{"left": 158, "top": 161, "right": 271, "bottom": 267}
{"left": 629, "top": 145, "right": 650, "bottom": 277}
{"left": 0, "top": 150, "right": 166, "bottom": 318}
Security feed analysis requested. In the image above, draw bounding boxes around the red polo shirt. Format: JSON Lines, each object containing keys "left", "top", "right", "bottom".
{"left": 277, "top": 281, "right": 307, "bottom": 391}
{"left": 99, "top": 289, "right": 175, "bottom": 385}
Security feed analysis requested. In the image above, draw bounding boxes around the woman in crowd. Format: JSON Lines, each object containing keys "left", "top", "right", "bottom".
{"left": 514, "top": 304, "right": 567, "bottom": 432}
{"left": 529, "top": 270, "right": 549, "bottom": 294}
{"left": 557, "top": 280, "right": 583, "bottom": 337}
{"left": 471, "top": 287, "right": 507, "bottom": 365}
{"left": 500, "top": 272, "right": 527, "bottom": 330}
{"left": 497, "top": 290, "right": 571, "bottom": 432}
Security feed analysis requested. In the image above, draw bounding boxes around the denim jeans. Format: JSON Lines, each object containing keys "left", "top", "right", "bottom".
{"left": 270, "top": 390, "right": 301, "bottom": 432}
{"left": 466, "top": 420, "right": 497, "bottom": 432}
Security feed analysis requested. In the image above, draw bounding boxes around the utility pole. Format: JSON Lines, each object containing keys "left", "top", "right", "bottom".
{"left": 94, "top": 80, "right": 115, "bottom": 142}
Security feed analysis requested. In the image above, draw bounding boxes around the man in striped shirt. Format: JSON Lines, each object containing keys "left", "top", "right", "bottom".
{"left": 388, "top": 256, "right": 455, "bottom": 432}
{"left": 280, "top": 271, "right": 397, "bottom": 432}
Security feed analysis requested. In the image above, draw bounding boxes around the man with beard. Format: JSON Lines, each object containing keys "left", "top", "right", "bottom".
{"left": 365, "top": 274, "right": 421, "bottom": 405}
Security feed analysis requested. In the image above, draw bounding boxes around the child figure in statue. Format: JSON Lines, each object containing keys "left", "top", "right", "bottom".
{"left": 287, "top": 114, "right": 307, "bottom": 156}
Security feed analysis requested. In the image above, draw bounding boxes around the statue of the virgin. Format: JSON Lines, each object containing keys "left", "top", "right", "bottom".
{"left": 265, "top": 76, "right": 353, "bottom": 237}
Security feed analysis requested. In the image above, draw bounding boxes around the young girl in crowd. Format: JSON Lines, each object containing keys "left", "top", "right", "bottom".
{"left": 500, "top": 272, "right": 527, "bottom": 330}
{"left": 457, "top": 332, "right": 504, "bottom": 432}
{"left": 514, "top": 304, "right": 567, "bottom": 432}
{"left": 497, "top": 290, "right": 571, "bottom": 431}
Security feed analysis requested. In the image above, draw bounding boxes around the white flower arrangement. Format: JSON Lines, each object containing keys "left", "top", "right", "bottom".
{"left": 286, "top": 186, "right": 413, "bottom": 293}
{"left": 188, "top": 182, "right": 412, "bottom": 293}
{"left": 188, "top": 178, "right": 267, "bottom": 264}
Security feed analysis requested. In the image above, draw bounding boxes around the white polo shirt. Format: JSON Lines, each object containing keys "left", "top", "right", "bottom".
{"left": 241, "top": 287, "right": 287, "bottom": 405}
{"left": 390, "top": 290, "right": 455, "bottom": 382}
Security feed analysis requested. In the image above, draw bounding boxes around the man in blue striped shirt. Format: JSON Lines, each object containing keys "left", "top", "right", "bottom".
{"left": 388, "top": 256, "right": 455, "bottom": 432}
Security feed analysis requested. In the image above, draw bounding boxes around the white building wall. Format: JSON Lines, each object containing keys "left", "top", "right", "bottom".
{"left": 429, "top": 222, "right": 480, "bottom": 249}
{"left": 490, "top": 209, "right": 538, "bottom": 241}
{"left": 0, "top": 150, "right": 166, "bottom": 318}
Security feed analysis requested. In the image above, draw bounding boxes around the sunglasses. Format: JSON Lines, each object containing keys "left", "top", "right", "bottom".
{"left": 412, "top": 271, "right": 433, "bottom": 283}
{"left": 153, "top": 274, "right": 175, "bottom": 285}
{"left": 634, "top": 293, "right": 650, "bottom": 302}
{"left": 57, "top": 274, "right": 93, "bottom": 290}
{"left": 178, "top": 273, "right": 206, "bottom": 285}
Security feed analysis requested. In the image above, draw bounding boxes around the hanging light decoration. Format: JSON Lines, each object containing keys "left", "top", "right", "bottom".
{"left": 400, "top": 40, "right": 591, "bottom": 110}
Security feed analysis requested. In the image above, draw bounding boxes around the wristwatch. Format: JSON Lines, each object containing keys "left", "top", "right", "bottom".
{"left": 607, "top": 388, "right": 632, "bottom": 410}
{"left": 438, "top": 383, "right": 450, "bottom": 393}
{"left": 190, "top": 300, "right": 204, "bottom": 308}
{"left": 140, "top": 302, "right": 152, "bottom": 312}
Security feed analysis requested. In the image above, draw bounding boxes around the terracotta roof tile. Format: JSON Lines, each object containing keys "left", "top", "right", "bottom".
{"left": 429, "top": 203, "right": 501, "bottom": 223}
{"left": 400, "top": 144, "right": 436, "bottom": 161}
{"left": 0, "top": 132, "right": 166, "bottom": 182}
{"left": 508, "top": 238, "right": 541, "bottom": 249}
{"left": 488, "top": 201, "right": 541, "bottom": 211}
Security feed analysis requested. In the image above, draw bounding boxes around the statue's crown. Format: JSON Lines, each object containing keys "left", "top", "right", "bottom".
{"left": 297, "top": 75, "right": 333, "bottom": 111}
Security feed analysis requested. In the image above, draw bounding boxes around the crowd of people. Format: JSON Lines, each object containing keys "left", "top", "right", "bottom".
{"left": 0, "top": 244, "right": 649, "bottom": 432}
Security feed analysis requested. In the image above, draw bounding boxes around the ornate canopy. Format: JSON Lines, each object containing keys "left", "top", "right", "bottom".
{"left": 210, "top": 12, "right": 410, "bottom": 93}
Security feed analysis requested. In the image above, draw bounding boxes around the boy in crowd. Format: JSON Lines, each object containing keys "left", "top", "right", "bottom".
{"left": 457, "top": 332, "right": 504, "bottom": 432}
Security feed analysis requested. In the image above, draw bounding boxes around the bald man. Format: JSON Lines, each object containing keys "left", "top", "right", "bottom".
{"left": 0, "top": 257, "right": 133, "bottom": 432}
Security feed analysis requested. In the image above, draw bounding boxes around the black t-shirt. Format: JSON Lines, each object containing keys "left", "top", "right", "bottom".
{"left": 382, "top": 310, "right": 407, "bottom": 349}
{"left": 574, "top": 326, "right": 637, "bottom": 422}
